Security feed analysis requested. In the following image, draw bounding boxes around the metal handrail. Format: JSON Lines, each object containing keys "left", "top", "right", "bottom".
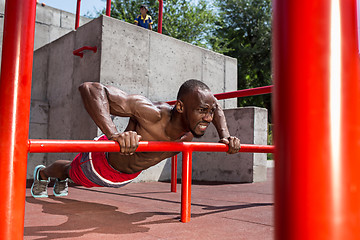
{"left": 73, "top": 46, "right": 97, "bottom": 58}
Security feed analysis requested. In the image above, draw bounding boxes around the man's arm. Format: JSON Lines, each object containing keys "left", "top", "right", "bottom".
{"left": 212, "top": 101, "right": 241, "bottom": 154}
{"left": 149, "top": 17, "right": 153, "bottom": 30}
{"left": 78, "top": 82, "right": 161, "bottom": 154}
{"left": 79, "top": 82, "right": 116, "bottom": 138}
{"left": 134, "top": 15, "right": 139, "bottom": 25}
{"left": 212, "top": 102, "right": 230, "bottom": 139}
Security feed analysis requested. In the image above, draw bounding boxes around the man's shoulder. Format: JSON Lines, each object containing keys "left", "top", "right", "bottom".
{"left": 155, "top": 102, "right": 174, "bottom": 120}
{"left": 133, "top": 100, "right": 171, "bottom": 124}
{"left": 154, "top": 102, "right": 172, "bottom": 113}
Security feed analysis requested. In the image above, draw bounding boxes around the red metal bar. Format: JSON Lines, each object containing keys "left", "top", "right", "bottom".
{"left": 158, "top": 0, "right": 163, "bottom": 33}
{"left": 166, "top": 85, "right": 273, "bottom": 105}
{"left": 28, "top": 139, "right": 274, "bottom": 153}
{"left": 273, "top": 0, "right": 360, "bottom": 239}
{"left": 75, "top": 0, "right": 81, "bottom": 29}
{"left": 106, "top": 0, "right": 111, "bottom": 16}
{"left": 171, "top": 155, "right": 178, "bottom": 192}
{"left": 0, "top": 0, "right": 37, "bottom": 239}
{"left": 73, "top": 46, "right": 97, "bottom": 58}
{"left": 181, "top": 150, "right": 192, "bottom": 222}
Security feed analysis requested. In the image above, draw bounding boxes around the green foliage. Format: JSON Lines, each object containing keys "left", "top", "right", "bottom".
{"left": 162, "top": 0, "right": 217, "bottom": 48}
{"left": 103, "top": 0, "right": 219, "bottom": 49}
{"left": 213, "top": 0, "right": 272, "bottom": 119}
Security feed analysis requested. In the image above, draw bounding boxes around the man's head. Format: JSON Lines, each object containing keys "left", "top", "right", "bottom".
{"left": 176, "top": 80, "right": 217, "bottom": 138}
{"left": 177, "top": 79, "right": 210, "bottom": 101}
{"left": 140, "top": 5, "right": 149, "bottom": 15}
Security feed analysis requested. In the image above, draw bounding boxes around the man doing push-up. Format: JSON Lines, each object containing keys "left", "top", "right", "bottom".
{"left": 31, "top": 79, "right": 241, "bottom": 197}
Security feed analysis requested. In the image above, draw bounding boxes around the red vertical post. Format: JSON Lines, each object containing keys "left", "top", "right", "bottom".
{"left": 106, "top": 0, "right": 111, "bottom": 16}
{"left": 75, "top": 0, "right": 81, "bottom": 29}
{"left": 0, "top": 0, "right": 37, "bottom": 239}
{"left": 273, "top": 0, "right": 360, "bottom": 239}
{"left": 171, "top": 155, "right": 178, "bottom": 192}
{"left": 181, "top": 150, "right": 192, "bottom": 223}
{"left": 335, "top": 0, "right": 360, "bottom": 238}
{"left": 157, "top": 0, "right": 163, "bottom": 33}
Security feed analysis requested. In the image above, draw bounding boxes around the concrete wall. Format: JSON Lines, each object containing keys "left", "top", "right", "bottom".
{"left": 0, "top": 0, "right": 91, "bottom": 65}
{"left": 29, "top": 15, "right": 239, "bottom": 181}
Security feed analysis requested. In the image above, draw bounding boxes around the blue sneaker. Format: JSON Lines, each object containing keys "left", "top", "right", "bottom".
{"left": 53, "top": 178, "right": 68, "bottom": 197}
{"left": 31, "top": 165, "right": 50, "bottom": 198}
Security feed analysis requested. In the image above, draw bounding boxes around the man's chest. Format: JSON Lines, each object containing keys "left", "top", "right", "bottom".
{"left": 135, "top": 123, "right": 170, "bottom": 141}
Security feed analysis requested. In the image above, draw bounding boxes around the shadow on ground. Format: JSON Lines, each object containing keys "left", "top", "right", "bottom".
{"left": 25, "top": 196, "right": 175, "bottom": 240}
{"left": 25, "top": 189, "right": 272, "bottom": 239}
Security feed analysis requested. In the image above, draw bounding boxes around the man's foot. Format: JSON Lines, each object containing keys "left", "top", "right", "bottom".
{"left": 31, "top": 165, "right": 50, "bottom": 198}
{"left": 53, "top": 178, "right": 68, "bottom": 197}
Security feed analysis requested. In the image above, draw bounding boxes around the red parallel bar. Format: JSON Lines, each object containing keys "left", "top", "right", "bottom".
{"left": 166, "top": 85, "right": 273, "bottom": 105}
{"left": 158, "top": 0, "right": 163, "bottom": 33}
{"left": 106, "top": 0, "right": 111, "bottom": 16}
{"left": 273, "top": 0, "right": 360, "bottom": 239}
{"left": 0, "top": 0, "right": 37, "bottom": 239}
{"left": 171, "top": 155, "right": 178, "bottom": 192}
{"left": 75, "top": 0, "right": 81, "bottom": 29}
{"left": 181, "top": 150, "right": 192, "bottom": 223}
{"left": 28, "top": 139, "right": 275, "bottom": 153}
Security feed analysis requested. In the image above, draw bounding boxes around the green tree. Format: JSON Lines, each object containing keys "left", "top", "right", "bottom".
{"left": 213, "top": 0, "right": 272, "bottom": 119}
{"left": 104, "top": 0, "right": 218, "bottom": 48}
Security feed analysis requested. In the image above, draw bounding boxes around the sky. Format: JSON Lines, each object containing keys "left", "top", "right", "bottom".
{"left": 39, "top": 0, "right": 106, "bottom": 17}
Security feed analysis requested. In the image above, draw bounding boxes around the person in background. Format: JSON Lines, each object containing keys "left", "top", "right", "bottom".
{"left": 134, "top": 5, "right": 153, "bottom": 30}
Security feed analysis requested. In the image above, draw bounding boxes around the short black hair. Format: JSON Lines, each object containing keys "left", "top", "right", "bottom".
{"left": 140, "top": 5, "right": 148, "bottom": 11}
{"left": 177, "top": 79, "right": 210, "bottom": 100}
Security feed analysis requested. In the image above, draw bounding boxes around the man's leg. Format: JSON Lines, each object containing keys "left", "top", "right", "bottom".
{"left": 39, "top": 160, "right": 71, "bottom": 180}
{"left": 31, "top": 160, "right": 71, "bottom": 198}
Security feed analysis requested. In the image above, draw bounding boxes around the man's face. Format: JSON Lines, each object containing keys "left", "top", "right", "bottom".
{"left": 183, "top": 88, "right": 217, "bottom": 138}
{"left": 140, "top": 7, "right": 147, "bottom": 15}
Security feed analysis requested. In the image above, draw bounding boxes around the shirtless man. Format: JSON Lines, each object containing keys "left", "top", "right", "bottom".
{"left": 31, "top": 79, "right": 241, "bottom": 197}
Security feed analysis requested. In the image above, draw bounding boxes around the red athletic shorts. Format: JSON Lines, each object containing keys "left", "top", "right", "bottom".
{"left": 69, "top": 135, "right": 142, "bottom": 188}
